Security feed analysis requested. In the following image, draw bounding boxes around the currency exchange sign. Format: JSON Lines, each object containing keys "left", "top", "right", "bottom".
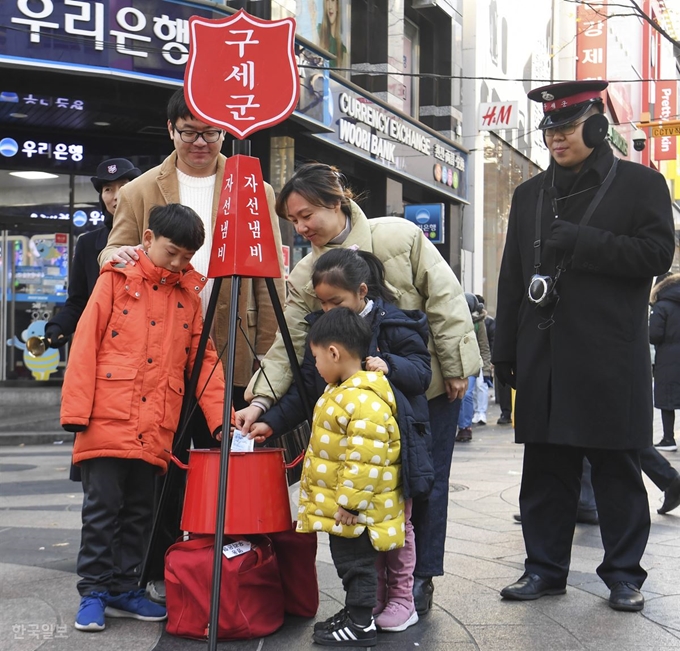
{"left": 185, "top": 10, "right": 299, "bottom": 139}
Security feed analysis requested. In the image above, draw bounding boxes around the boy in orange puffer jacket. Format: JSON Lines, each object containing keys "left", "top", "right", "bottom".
{"left": 61, "top": 204, "right": 226, "bottom": 632}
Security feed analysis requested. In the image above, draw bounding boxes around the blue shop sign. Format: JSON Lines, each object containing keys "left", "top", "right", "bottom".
{"left": 314, "top": 78, "right": 467, "bottom": 202}
{"left": 0, "top": 0, "right": 232, "bottom": 85}
{"left": 404, "top": 204, "right": 445, "bottom": 244}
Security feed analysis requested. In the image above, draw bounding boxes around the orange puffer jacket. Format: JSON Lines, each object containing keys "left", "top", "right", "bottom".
{"left": 61, "top": 253, "right": 225, "bottom": 472}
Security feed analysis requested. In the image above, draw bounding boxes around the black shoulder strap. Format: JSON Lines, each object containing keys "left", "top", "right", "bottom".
{"left": 534, "top": 188, "right": 544, "bottom": 271}
{"left": 579, "top": 158, "right": 618, "bottom": 227}
{"left": 533, "top": 158, "right": 619, "bottom": 271}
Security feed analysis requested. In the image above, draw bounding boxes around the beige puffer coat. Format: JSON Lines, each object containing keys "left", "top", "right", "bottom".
{"left": 247, "top": 201, "right": 480, "bottom": 402}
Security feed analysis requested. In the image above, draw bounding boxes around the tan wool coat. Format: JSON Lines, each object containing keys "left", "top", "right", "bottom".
{"left": 99, "top": 152, "right": 286, "bottom": 388}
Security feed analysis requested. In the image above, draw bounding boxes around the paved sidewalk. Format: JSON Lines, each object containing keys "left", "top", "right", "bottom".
{"left": 1, "top": 405, "right": 679, "bottom": 650}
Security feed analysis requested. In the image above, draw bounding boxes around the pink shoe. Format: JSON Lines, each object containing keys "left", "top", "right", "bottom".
{"left": 372, "top": 601, "right": 385, "bottom": 616}
{"left": 375, "top": 601, "right": 419, "bottom": 632}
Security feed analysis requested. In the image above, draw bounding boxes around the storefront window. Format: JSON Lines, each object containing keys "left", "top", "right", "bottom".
{"left": 0, "top": 171, "right": 71, "bottom": 381}
{"left": 0, "top": 171, "right": 102, "bottom": 381}
{"left": 482, "top": 134, "right": 540, "bottom": 316}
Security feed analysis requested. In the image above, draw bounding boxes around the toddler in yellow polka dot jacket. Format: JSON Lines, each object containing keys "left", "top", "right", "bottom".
{"left": 298, "top": 307, "right": 407, "bottom": 647}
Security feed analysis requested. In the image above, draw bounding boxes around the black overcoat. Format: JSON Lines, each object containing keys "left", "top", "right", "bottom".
{"left": 46, "top": 225, "right": 110, "bottom": 339}
{"left": 650, "top": 274, "right": 680, "bottom": 410}
{"left": 493, "top": 142, "right": 675, "bottom": 449}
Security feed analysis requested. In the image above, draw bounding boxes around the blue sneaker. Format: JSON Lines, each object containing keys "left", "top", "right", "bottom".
{"left": 75, "top": 591, "right": 109, "bottom": 632}
{"left": 105, "top": 589, "right": 167, "bottom": 621}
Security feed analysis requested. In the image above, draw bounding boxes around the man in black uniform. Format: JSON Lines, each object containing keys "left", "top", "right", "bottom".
{"left": 493, "top": 80, "right": 675, "bottom": 612}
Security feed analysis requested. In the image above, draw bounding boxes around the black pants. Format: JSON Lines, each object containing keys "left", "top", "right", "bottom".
{"left": 78, "top": 457, "right": 156, "bottom": 596}
{"left": 576, "top": 446, "right": 679, "bottom": 502}
{"left": 661, "top": 409, "right": 675, "bottom": 440}
{"left": 329, "top": 531, "right": 379, "bottom": 624}
{"left": 520, "top": 444, "right": 650, "bottom": 588}
{"left": 495, "top": 380, "right": 512, "bottom": 418}
{"left": 641, "top": 446, "right": 680, "bottom": 491}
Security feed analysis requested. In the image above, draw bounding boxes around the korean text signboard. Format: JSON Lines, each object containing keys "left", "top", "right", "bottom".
{"left": 404, "top": 204, "right": 445, "bottom": 244}
{"left": 576, "top": 1, "right": 607, "bottom": 81}
{"left": 314, "top": 77, "right": 467, "bottom": 201}
{"left": 187, "top": 11, "right": 298, "bottom": 278}
{"left": 185, "top": 11, "right": 299, "bottom": 139}
{"left": 1, "top": 0, "right": 229, "bottom": 84}
{"left": 207, "top": 155, "right": 281, "bottom": 279}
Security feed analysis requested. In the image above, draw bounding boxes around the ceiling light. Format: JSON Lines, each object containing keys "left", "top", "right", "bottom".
{"left": 9, "top": 171, "right": 59, "bottom": 180}
{"left": 9, "top": 112, "right": 27, "bottom": 118}
{"left": 94, "top": 121, "right": 110, "bottom": 126}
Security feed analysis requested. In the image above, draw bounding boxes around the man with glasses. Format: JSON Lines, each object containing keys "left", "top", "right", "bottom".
{"left": 100, "top": 89, "right": 285, "bottom": 413}
{"left": 493, "top": 80, "right": 674, "bottom": 612}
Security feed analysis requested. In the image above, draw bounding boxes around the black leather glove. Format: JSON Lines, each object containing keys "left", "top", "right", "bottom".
{"left": 494, "top": 362, "right": 516, "bottom": 389}
{"left": 62, "top": 424, "right": 87, "bottom": 433}
{"left": 544, "top": 219, "right": 578, "bottom": 253}
{"left": 44, "top": 324, "right": 67, "bottom": 348}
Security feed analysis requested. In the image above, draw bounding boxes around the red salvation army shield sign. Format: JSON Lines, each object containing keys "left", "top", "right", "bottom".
{"left": 185, "top": 10, "right": 299, "bottom": 139}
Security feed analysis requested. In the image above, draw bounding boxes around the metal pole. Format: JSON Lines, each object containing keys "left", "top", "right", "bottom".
{"left": 140, "top": 276, "right": 222, "bottom": 585}
{"left": 264, "top": 277, "right": 313, "bottom": 418}
{"left": 207, "top": 275, "right": 241, "bottom": 651}
{"left": 206, "top": 137, "right": 251, "bottom": 650}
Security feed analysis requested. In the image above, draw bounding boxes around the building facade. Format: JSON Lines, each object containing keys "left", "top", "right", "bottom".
{"left": 0, "top": 0, "right": 469, "bottom": 384}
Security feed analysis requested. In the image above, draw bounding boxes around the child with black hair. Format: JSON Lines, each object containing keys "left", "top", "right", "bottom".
{"left": 240, "top": 248, "right": 433, "bottom": 637}
{"left": 299, "top": 307, "right": 404, "bottom": 647}
{"left": 61, "top": 203, "right": 226, "bottom": 632}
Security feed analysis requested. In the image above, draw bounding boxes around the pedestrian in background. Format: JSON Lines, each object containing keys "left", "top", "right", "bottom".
{"left": 45, "top": 158, "right": 141, "bottom": 349}
{"left": 472, "top": 294, "right": 494, "bottom": 427}
{"left": 456, "top": 293, "right": 491, "bottom": 442}
{"left": 650, "top": 273, "right": 680, "bottom": 451}
{"left": 493, "top": 80, "right": 675, "bottom": 612}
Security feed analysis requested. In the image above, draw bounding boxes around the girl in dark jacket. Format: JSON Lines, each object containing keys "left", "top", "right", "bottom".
{"left": 248, "top": 248, "right": 434, "bottom": 633}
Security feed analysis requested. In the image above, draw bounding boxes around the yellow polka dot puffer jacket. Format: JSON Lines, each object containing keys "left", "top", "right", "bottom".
{"left": 295, "top": 370, "right": 405, "bottom": 552}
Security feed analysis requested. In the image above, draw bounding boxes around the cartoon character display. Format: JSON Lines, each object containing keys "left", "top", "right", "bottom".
{"left": 6, "top": 320, "right": 60, "bottom": 380}
{"left": 33, "top": 240, "right": 61, "bottom": 261}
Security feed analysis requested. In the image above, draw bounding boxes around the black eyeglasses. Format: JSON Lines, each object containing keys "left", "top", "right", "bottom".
{"left": 543, "top": 119, "right": 587, "bottom": 138}
{"left": 173, "top": 127, "right": 223, "bottom": 143}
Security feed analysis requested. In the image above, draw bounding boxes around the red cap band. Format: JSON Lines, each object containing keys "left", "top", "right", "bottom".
{"left": 543, "top": 90, "right": 602, "bottom": 113}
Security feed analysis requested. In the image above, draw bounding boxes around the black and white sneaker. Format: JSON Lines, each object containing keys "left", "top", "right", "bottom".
{"left": 312, "top": 610, "right": 377, "bottom": 647}
{"left": 655, "top": 438, "right": 678, "bottom": 452}
{"left": 314, "top": 608, "right": 348, "bottom": 632}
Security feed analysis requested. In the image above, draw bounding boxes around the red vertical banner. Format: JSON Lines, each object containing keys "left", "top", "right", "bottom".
{"left": 576, "top": 1, "right": 607, "bottom": 80}
{"left": 654, "top": 81, "right": 677, "bottom": 161}
{"left": 207, "top": 155, "right": 282, "bottom": 279}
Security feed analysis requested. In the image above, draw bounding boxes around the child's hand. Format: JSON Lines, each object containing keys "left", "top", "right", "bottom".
{"left": 365, "top": 356, "right": 389, "bottom": 374}
{"left": 247, "top": 422, "right": 273, "bottom": 444}
{"left": 335, "top": 506, "right": 358, "bottom": 526}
